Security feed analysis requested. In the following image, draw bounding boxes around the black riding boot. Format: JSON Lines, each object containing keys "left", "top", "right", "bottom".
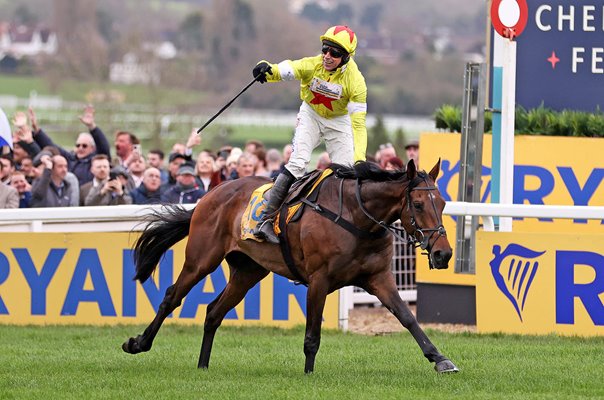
{"left": 254, "top": 170, "right": 296, "bottom": 244}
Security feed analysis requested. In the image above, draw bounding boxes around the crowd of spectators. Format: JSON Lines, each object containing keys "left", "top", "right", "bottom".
{"left": 0, "top": 105, "right": 419, "bottom": 209}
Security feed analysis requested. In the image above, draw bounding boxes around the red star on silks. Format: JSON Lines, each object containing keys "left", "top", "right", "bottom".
{"left": 333, "top": 25, "right": 355, "bottom": 43}
{"left": 547, "top": 51, "right": 560, "bottom": 69}
{"left": 310, "top": 90, "right": 336, "bottom": 111}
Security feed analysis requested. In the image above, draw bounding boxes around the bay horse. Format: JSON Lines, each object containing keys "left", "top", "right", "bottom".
{"left": 122, "top": 159, "right": 459, "bottom": 374}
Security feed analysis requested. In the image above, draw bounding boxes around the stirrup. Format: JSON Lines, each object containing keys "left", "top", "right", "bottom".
{"left": 254, "top": 219, "right": 279, "bottom": 244}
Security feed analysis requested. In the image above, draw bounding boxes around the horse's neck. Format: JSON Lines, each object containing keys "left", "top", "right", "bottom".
{"left": 344, "top": 179, "right": 406, "bottom": 227}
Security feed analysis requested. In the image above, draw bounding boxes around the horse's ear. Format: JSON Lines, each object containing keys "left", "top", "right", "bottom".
{"left": 429, "top": 158, "right": 441, "bottom": 181}
{"left": 406, "top": 159, "right": 417, "bottom": 180}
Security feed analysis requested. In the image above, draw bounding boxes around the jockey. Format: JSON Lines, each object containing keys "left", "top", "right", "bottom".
{"left": 252, "top": 25, "right": 368, "bottom": 244}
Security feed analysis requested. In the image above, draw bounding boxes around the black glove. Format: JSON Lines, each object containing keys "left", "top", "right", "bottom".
{"left": 252, "top": 62, "right": 272, "bottom": 84}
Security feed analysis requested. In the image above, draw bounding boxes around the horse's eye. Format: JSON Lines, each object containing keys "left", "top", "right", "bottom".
{"left": 413, "top": 202, "right": 423, "bottom": 211}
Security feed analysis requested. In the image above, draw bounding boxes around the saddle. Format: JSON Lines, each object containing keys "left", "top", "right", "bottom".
{"left": 274, "top": 168, "right": 333, "bottom": 232}
{"left": 240, "top": 169, "right": 332, "bottom": 242}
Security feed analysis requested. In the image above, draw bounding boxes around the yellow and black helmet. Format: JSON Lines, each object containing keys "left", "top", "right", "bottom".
{"left": 320, "top": 25, "right": 357, "bottom": 56}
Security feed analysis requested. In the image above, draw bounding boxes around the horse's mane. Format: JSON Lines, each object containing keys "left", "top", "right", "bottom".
{"left": 330, "top": 161, "right": 428, "bottom": 184}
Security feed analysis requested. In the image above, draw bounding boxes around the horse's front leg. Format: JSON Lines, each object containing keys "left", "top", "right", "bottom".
{"left": 303, "top": 278, "right": 329, "bottom": 374}
{"left": 362, "top": 271, "right": 459, "bottom": 373}
{"left": 122, "top": 258, "right": 205, "bottom": 354}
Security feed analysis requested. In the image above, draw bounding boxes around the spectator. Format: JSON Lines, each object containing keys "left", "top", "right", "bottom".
{"left": 280, "top": 143, "right": 293, "bottom": 174}
{"left": 161, "top": 152, "right": 187, "bottom": 192}
{"left": 405, "top": 139, "right": 419, "bottom": 168}
{"left": 19, "top": 156, "right": 35, "bottom": 183}
{"left": 384, "top": 156, "right": 404, "bottom": 171}
{"left": 253, "top": 147, "right": 270, "bottom": 177}
{"left": 215, "top": 149, "right": 230, "bottom": 181}
{"left": 84, "top": 165, "right": 132, "bottom": 206}
{"left": 265, "top": 148, "right": 283, "bottom": 179}
{"left": 161, "top": 162, "right": 204, "bottom": 204}
{"left": 79, "top": 154, "right": 111, "bottom": 206}
{"left": 128, "top": 155, "right": 146, "bottom": 188}
{"left": 0, "top": 161, "right": 18, "bottom": 208}
{"left": 10, "top": 170, "right": 31, "bottom": 208}
{"left": 32, "top": 147, "right": 80, "bottom": 207}
{"left": 11, "top": 110, "right": 42, "bottom": 164}
{"left": 245, "top": 139, "right": 264, "bottom": 155}
{"left": 113, "top": 130, "right": 139, "bottom": 169}
{"left": 377, "top": 143, "right": 397, "bottom": 169}
{"left": 131, "top": 167, "right": 163, "bottom": 204}
{"left": 195, "top": 153, "right": 222, "bottom": 193}
{"left": 229, "top": 153, "right": 255, "bottom": 180}
{"left": 0, "top": 155, "right": 14, "bottom": 185}
{"left": 31, "top": 105, "right": 111, "bottom": 186}
{"left": 147, "top": 149, "right": 169, "bottom": 184}
{"left": 31, "top": 154, "right": 74, "bottom": 207}
{"left": 171, "top": 142, "right": 186, "bottom": 155}
{"left": 110, "top": 166, "right": 136, "bottom": 194}
{"left": 316, "top": 151, "right": 331, "bottom": 170}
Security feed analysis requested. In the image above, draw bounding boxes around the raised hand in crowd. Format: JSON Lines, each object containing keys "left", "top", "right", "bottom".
{"left": 14, "top": 124, "right": 34, "bottom": 144}
{"left": 186, "top": 127, "right": 201, "bottom": 150}
{"left": 12, "top": 111, "right": 27, "bottom": 128}
{"left": 79, "top": 105, "right": 97, "bottom": 130}
{"left": 28, "top": 107, "right": 39, "bottom": 133}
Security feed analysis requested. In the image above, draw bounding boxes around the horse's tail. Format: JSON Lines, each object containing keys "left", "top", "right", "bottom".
{"left": 133, "top": 204, "right": 195, "bottom": 283}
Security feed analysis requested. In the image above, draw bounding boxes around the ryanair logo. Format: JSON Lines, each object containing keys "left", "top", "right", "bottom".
{"left": 489, "top": 244, "right": 546, "bottom": 322}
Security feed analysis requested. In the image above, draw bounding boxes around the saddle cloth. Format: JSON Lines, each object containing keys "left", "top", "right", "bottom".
{"left": 240, "top": 168, "right": 334, "bottom": 241}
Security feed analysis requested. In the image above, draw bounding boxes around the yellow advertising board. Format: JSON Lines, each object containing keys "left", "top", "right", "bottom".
{"left": 417, "top": 133, "right": 604, "bottom": 286}
{"left": 476, "top": 231, "right": 604, "bottom": 336}
{"left": 0, "top": 232, "right": 339, "bottom": 328}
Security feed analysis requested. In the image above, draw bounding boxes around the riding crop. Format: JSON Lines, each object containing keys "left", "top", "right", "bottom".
{"left": 196, "top": 76, "right": 260, "bottom": 134}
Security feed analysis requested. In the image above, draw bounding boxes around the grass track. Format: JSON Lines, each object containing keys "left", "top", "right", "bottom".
{"left": 1, "top": 324, "right": 603, "bottom": 399}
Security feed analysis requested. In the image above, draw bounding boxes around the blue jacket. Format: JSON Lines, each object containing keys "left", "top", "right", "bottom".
{"left": 34, "top": 127, "right": 111, "bottom": 186}
{"left": 131, "top": 185, "right": 163, "bottom": 204}
{"left": 160, "top": 184, "right": 204, "bottom": 204}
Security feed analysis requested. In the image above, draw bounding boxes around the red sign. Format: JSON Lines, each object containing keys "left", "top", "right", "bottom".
{"left": 491, "top": 0, "right": 528, "bottom": 39}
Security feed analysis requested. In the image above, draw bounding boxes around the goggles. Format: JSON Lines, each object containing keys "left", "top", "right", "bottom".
{"left": 321, "top": 45, "right": 345, "bottom": 59}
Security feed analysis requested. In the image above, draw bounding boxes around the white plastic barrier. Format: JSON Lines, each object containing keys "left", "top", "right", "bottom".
{"left": 2, "top": 202, "right": 602, "bottom": 234}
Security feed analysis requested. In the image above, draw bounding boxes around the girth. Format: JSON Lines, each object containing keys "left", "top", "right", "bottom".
{"left": 276, "top": 173, "right": 388, "bottom": 286}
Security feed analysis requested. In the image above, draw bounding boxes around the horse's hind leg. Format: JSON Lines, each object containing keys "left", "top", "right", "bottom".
{"left": 122, "top": 246, "right": 225, "bottom": 355}
{"left": 361, "top": 271, "right": 459, "bottom": 373}
{"left": 198, "top": 252, "right": 269, "bottom": 369}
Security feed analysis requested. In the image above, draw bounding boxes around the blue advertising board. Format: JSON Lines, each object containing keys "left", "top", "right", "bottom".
{"left": 513, "top": 1, "right": 604, "bottom": 111}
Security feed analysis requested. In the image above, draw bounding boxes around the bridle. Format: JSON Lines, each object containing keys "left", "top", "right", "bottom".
{"left": 354, "top": 176, "right": 447, "bottom": 268}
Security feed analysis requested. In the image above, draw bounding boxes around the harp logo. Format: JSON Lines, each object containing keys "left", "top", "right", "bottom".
{"left": 489, "top": 244, "right": 546, "bottom": 322}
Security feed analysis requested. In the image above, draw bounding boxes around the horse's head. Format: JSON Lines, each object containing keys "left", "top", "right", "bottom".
{"left": 401, "top": 159, "right": 452, "bottom": 270}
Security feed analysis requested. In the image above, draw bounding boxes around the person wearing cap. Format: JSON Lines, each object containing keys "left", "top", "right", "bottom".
{"left": 405, "top": 139, "right": 419, "bottom": 168}
{"left": 160, "top": 162, "right": 204, "bottom": 204}
{"left": 161, "top": 152, "right": 188, "bottom": 192}
{"left": 251, "top": 25, "right": 368, "bottom": 243}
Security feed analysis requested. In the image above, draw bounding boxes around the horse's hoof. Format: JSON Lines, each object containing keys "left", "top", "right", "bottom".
{"left": 122, "top": 337, "right": 142, "bottom": 354}
{"left": 434, "top": 359, "right": 459, "bottom": 373}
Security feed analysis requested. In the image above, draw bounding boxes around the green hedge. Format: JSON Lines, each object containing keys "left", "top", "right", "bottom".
{"left": 434, "top": 104, "right": 604, "bottom": 138}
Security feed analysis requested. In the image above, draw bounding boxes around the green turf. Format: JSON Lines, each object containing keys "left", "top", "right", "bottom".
{"left": 0, "top": 324, "right": 603, "bottom": 399}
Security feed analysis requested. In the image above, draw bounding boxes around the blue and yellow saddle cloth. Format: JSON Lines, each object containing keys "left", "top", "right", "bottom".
{"left": 241, "top": 168, "right": 334, "bottom": 241}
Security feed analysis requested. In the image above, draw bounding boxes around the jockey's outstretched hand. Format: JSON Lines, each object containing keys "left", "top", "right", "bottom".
{"left": 252, "top": 62, "right": 272, "bottom": 84}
